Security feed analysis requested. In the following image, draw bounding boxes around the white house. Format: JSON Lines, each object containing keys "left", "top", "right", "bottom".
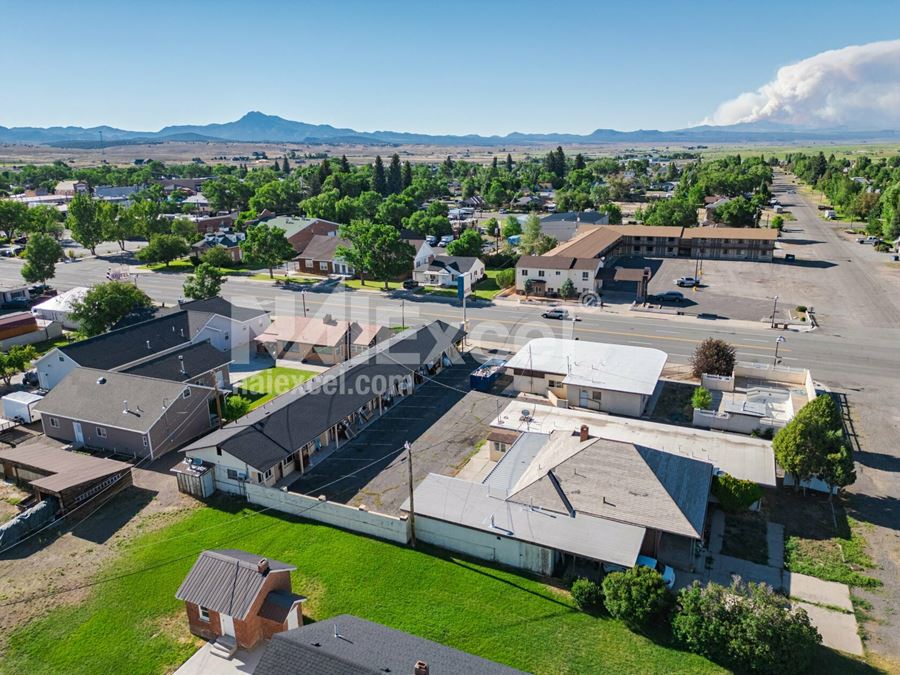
{"left": 31, "top": 286, "right": 89, "bottom": 330}
{"left": 515, "top": 256, "right": 602, "bottom": 297}
{"left": 504, "top": 338, "right": 667, "bottom": 417}
{"left": 412, "top": 256, "right": 485, "bottom": 289}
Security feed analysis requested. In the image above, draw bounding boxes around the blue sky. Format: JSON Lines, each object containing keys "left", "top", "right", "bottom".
{"left": 1, "top": 1, "right": 899, "bottom": 133}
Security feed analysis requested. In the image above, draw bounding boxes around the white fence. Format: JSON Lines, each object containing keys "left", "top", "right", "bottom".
{"left": 245, "top": 482, "right": 410, "bottom": 545}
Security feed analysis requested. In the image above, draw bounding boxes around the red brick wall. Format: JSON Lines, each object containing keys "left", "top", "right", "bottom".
{"left": 185, "top": 602, "right": 221, "bottom": 642}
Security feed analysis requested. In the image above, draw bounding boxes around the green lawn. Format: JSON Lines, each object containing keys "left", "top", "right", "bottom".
{"left": 233, "top": 366, "right": 316, "bottom": 409}
{"left": 1, "top": 499, "right": 725, "bottom": 675}
{"left": 785, "top": 517, "right": 881, "bottom": 588}
{"left": 28, "top": 334, "right": 73, "bottom": 356}
{"left": 342, "top": 279, "right": 406, "bottom": 292}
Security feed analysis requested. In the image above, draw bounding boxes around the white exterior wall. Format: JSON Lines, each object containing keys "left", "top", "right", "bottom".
{"left": 415, "top": 516, "right": 557, "bottom": 576}
{"left": 185, "top": 445, "right": 255, "bottom": 495}
{"left": 566, "top": 385, "right": 646, "bottom": 417}
{"left": 515, "top": 266, "right": 598, "bottom": 296}
{"left": 36, "top": 348, "right": 79, "bottom": 391}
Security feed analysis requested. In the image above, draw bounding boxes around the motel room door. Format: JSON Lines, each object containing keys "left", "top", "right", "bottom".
{"left": 220, "top": 613, "right": 235, "bottom": 638}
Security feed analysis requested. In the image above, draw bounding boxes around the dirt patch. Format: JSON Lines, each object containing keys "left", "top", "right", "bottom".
{"left": 721, "top": 511, "right": 769, "bottom": 565}
{"left": 0, "top": 455, "right": 198, "bottom": 647}
{"left": 649, "top": 380, "right": 696, "bottom": 425}
{"left": 0, "top": 482, "right": 29, "bottom": 523}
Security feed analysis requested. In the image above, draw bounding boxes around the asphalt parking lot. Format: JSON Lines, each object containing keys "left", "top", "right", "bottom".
{"left": 285, "top": 354, "right": 504, "bottom": 514}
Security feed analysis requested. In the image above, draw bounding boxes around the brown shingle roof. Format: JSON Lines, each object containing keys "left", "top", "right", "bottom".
{"left": 545, "top": 226, "right": 623, "bottom": 258}
{"left": 681, "top": 227, "right": 778, "bottom": 240}
{"left": 294, "top": 234, "right": 348, "bottom": 261}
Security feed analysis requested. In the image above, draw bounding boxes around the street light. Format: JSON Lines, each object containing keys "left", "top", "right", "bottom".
{"left": 770, "top": 295, "right": 779, "bottom": 329}
{"left": 300, "top": 289, "right": 307, "bottom": 317}
{"left": 773, "top": 335, "right": 785, "bottom": 367}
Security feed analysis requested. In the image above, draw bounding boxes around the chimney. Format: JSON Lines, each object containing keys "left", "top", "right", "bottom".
{"left": 257, "top": 558, "right": 269, "bottom": 574}
{"left": 414, "top": 661, "right": 429, "bottom": 675}
{"left": 579, "top": 424, "right": 589, "bottom": 442}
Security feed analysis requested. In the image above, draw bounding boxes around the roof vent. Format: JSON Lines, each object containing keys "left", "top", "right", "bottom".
{"left": 146, "top": 340, "right": 151, "bottom": 350}
{"left": 579, "top": 424, "right": 590, "bottom": 442}
{"left": 96, "top": 377, "right": 107, "bottom": 385}
{"left": 178, "top": 354, "right": 186, "bottom": 375}
{"left": 414, "top": 661, "right": 430, "bottom": 675}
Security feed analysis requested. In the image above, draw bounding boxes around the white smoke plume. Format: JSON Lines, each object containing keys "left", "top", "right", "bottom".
{"left": 704, "top": 39, "right": 900, "bottom": 129}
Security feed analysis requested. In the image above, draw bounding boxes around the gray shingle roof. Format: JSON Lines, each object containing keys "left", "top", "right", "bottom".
{"left": 123, "top": 341, "right": 230, "bottom": 382}
{"left": 175, "top": 549, "right": 295, "bottom": 621}
{"left": 59, "top": 311, "right": 192, "bottom": 369}
{"left": 296, "top": 234, "right": 349, "bottom": 261}
{"left": 255, "top": 614, "right": 525, "bottom": 675}
{"left": 33, "top": 368, "right": 210, "bottom": 433}
{"left": 416, "top": 256, "right": 480, "bottom": 274}
{"left": 183, "top": 321, "right": 465, "bottom": 472}
{"left": 178, "top": 297, "right": 269, "bottom": 322}
{"left": 509, "top": 431, "right": 712, "bottom": 539}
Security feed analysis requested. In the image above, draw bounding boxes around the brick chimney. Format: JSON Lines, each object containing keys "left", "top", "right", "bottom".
{"left": 579, "top": 424, "right": 590, "bottom": 442}
{"left": 413, "top": 661, "right": 429, "bottom": 675}
{"left": 257, "top": 558, "right": 269, "bottom": 574}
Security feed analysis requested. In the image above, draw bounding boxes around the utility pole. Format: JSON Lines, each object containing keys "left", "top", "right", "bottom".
{"left": 771, "top": 295, "right": 779, "bottom": 329}
{"left": 773, "top": 335, "right": 785, "bottom": 367}
{"left": 405, "top": 441, "right": 415, "bottom": 547}
{"left": 301, "top": 289, "right": 307, "bottom": 317}
{"left": 401, "top": 298, "right": 405, "bottom": 329}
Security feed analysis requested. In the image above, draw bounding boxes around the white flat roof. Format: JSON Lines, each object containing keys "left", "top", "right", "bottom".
{"left": 493, "top": 401, "right": 776, "bottom": 486}
{"left": 30, "top": 286, "right": 89, "bottom": 313}
{"left": 505, "top": 338, "right": 666, "bottom": 396}
{"left": 405, "top": 474, "right": 645, "bottom": 568}
{"left": 2, "top": 391, "right": 44, "bottom": 405}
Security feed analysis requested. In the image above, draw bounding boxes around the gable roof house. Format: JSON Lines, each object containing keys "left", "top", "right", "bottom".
{"left": 54, "top": 179, "right": 89, "bottom": 196}
{"left": 123, "top": 340, "right": 232, "bottom": 390}
{"left": 180, "top": 322, "right": 465, "bottom": 495}
{"left": 176, "top": 549, "right": 306, "bottom": 652}
{"left": 33, "top": 368, "right": 215, "bottom": 459}
{"left": 255, "top": 315, "right": 392, "bottom": 366}
{"left": 405, "top": 237, "right": 436, "bottom": 270}
{"left": 34, "top": 299, "right": 269, "bottom": 390}
{"left": 255, "top": 614, "right": 524, "bottom": 675}
{"left": 412, "top": 256, "right": 485, "bottom": 288}
{"left": 190, "top": 229, "right": 246, "bottom": 262}
{"left": 540, "top": 210, "right": 609, "bottom": 243}
{"left": 515, "top": 255, "right": 603, "bottom": 298}
{"left": 260, "top": 215, "right": 342, "bottom": 254}
{"left": 292, "top": 234, "right": 353, "bottom": 276}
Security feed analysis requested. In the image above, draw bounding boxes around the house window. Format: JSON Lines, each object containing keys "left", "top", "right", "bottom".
{"left": 555, "top": 270, "right": 561, "bottom": 275}
{"left": 142, "top": 435, "right": 148, "bottom": 447}
{"left": 49, "top": 417, "right": 60, "bottom": 428}
{"left": 216, "top": 447, "right": 222, "bottom": 456}
{"left": 182, "top": 389, "right": 191, "bottom": 399}
{"left": 520, "top": 269, "right": 528, "bottom": 276}
{"left": 226, "top": 469, "right": 239, "bottom": 480}
{"left": 199, "top": 606, "right": 210, "bottom": 622}
{"left": 319, "top": 261, "right": 328, "bottom": 270}
{"left": 305, "top": 259, "right": 313, "bottom": 268}
{"left": 538, "top": 270, "right": 545, "bottom": 278}
{"left": 547, "top": 379, "right": 563, "bottom": 388}
{"left": 96, "top": 427, "right": 107, "bottom": 438}
{"left": 582, "top": 272, "right": 589, "bottom": 280}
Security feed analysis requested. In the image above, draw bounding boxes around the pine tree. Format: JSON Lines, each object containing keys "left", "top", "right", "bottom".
{"left": 372, "top": 155, "right": 387, "bottom": 196}
{"left": 282, "top": 157, "right": 290, "bottom": 174}
{"left": 387, "top": 153, "right": 402, "bottom": 195}
{"left": 402, "top": 160, "right": 413, "bottom": 189}
{"left": 318, "top": 159, "right": 331, "bottom": 186}
{"left": 492, "top": 156, "right": 498, "bottom": 170}
{"left": 574, "top": 153, "right": 586, "bottom": 170}
{"left": 272, "top": 160, "right": 281, "bottom": 172}
{"left": 506, "top": 153, "right": 513, "bottom": 172}
{"left": 340, "top": 154, "right": 351, "bottom": 172}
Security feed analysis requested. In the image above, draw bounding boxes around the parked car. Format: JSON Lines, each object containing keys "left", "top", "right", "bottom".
{"left": 784, "top": 253, "right": 796, "bottom": 262}
{"left": 22, "top": 370, "right": 39, "bottom": 387}
{"left": 541, "top": 308, "right": 570, "bottom": 320}
{"left": 425, "top": 235, "right": 438, "bottom": 246}
{"left": 439, "top": 234, "right": 454, "bottom": 247}
{"left": 858, "top": 236, "right": 881, "bottom": 245}
{"left": 674, "top": 276, "right": 699, "bottom": 287}
{"left": 402, "top": 279, "right": 419, "bottom": 290}
{"left": 653, "top": 290, "right": 685, "bottom": 302}
{"left": 602, "top": 555, "right": 675, "bottom": 589}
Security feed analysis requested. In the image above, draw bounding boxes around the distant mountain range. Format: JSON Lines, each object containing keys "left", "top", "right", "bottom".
{"left": 1, "top": 111, "right": 898, "bottom": 147}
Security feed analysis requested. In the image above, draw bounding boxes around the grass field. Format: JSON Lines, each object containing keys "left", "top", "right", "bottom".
{"left": 0, "top": 499, "right": 725, "bottom": 675}
{"left": 343, "top": 279, "right": 406, "bottom": 291}
{"left": 233, "top": 366, "right": 316, "bottom": 408}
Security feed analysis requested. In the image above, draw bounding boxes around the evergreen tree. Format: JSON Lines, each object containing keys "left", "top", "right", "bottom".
{"left": 372, "top": 155, "right": 388, "bottom": 196}
{"left": 574, "top": 153, "right": 586, "bottom": 170}
{"left": 272, "top": 159, "right": 281, "bottom": 172}
{"left": 340, "top": 154, "right": 351, "bottom": 172}
{"left": 281, "top": 157, "right": 290, "bottom": 174}
{"left": 492, "top": 156, "right": 498, "bottom": 170}
{"left": 318, "top": 159, "right": 332, "bottom": 186}
{"left": 402, "top": 160, "right": 413, "bottom": 189}
{"left": 506, "top": 153, "right": 514, "bottom": 172}
{"left": 387, "top": 153, "right": 403, "bottom": 195}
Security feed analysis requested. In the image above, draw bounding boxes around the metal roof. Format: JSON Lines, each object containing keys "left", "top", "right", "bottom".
{"left": 175, "top": 549, "right": 295, "bottom": 621}
{"left": 0, "top": 442, "right": 131, "bottom": 494}
{"left": 406, "top": 473, "right": 645, "bottom": 568}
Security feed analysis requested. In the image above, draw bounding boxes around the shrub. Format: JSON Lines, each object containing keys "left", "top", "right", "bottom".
{"left": 712, "top": 473, "right": 763, "bottom": 512}
{"left": 673, "top": 580, "right": 820, "bottom": 674}
{"left": 691, "top": 386, "right": 713, "bottom": 410}
{"left": 495, "top": 267, "right": 515, "bottom": 288}
{"left": 560, "top": 278, "right": 576, "bottom": 299}
{"left": 484, "top": 250, "right": 520, "bottom": 269}
{"left": 201, "top": 246, "right": 235, "bottom": 268}
{"left": 795, "top": 305, "right": 807, "bottom": 313}
{"left": 570, "top": 577, "right": 603, "bottom": 611}
{"left": 602, "top": 566, "right": 671, "bottom": 629}
{"left": 690, "top": 338, "right": 735, "bottom": 378}
{"left": 770, "top": 215, "right": 784, "bottom": 230}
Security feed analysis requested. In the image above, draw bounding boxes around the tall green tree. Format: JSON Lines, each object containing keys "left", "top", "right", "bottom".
{"left": 505, "top": 153, "right": 514, "bottom": 172}
{"left": 240, "top": 223, "right": 295, "bottom": 278}
{"left": 100, "top": 202, "right": 138, "bottom": 251}
{"left": 137, "top": 233, "right": 190, "bottom": 267}
{"left": 337, "top": 220, "right": 414, "bottom": 289}
{"left": 69, "top": 282, "right": 153, "bottom": 337}
{"left": 281, "top": 157, "right": 291, "bottom": 174}
{"left": 0, "top": 200, "right": 30, "bottom": 242}
{"left": 372, "top": 155, "right": 387, "bottom": 196}
{"left": 446, "top": 228, "right": 484, "bottom": 257}
{"left": 0, "top": 345, "right": 38, "bottom": 386}
{"left": 66, "top": 194, "right": 104, "bottom": 254}
{"left": 21, "top": 232, "right": 62, "bottom": 285}
{"left": 24, "top": 205, "right": 64, "bottom": 240}
{"left": 402, "top": 160, "right": 413, "bottom": 189}
{"left": 690, "top": 338, "right": 735, "bottom": 378}
{"left": 387, "top": 154, "right": 403, "bottom": 195}
{"left": 183, "top": 262, "right": 225, "bottom": 300}
{"left": 339, "top": 155, "right": 351, "bottom": 173}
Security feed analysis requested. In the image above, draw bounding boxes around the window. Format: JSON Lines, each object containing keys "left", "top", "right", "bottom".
{"left": 305, "top": 259, "right": 313, "bottom": 268}
{"left": 319, "top": 261, "right": 328, "bottom": 270}
{"left": 582, "top": 272, "right": 589, "bottom": 280}
{"left": 548, "top": 379, "right": 563, "bottom": 388}
{"left": 520, "top": 269, "right": 528, "bottom": 276}
{"left": 538, "top": 270, "right": 545, "bottom": 278}
{"left": 58, "top": 355, "right": 64, "bottom": 362}
{"left": 96, "top": 426, "right": 107, "bottom": 438}
{"left": 49, "top": 417, "right": 60, "bottom": 428}
{"left": 555, "top": 270, "right": 561, "bottom": 275}
{"left": 198, "top": 606, "right": 210, "bottom": 622}
{"left": 216, "top": 447, "right": 222, "bottom": 456}
{"left": 182, "top": 388, "right": 191, "bottom": 399}
{"left": 142, "top": 435, "right": 148, "bottom": 448}
{"left": 226, "top": 468, "right": 239, "bottom": 480}
{"left": 264, "top": 468, "right": 273, "bottom": 479}
{"left": 592, "top": 391, "right": 603, "bottom": 401}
